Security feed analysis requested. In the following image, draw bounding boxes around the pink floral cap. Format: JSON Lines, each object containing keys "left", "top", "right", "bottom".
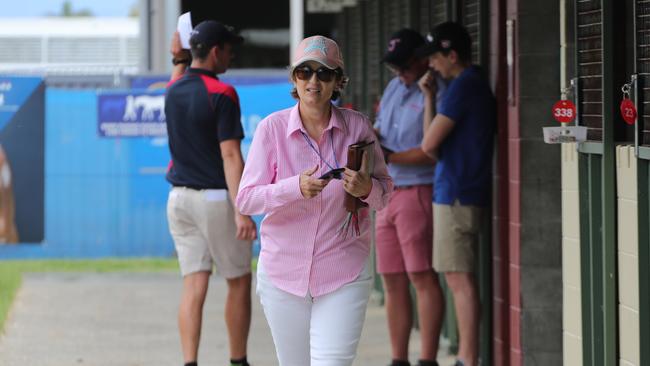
{"left": 292, "top": 36, "right": 345, "bottom": 70}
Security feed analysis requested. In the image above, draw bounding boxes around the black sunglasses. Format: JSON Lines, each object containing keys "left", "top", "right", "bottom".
{"left": 294, "top": 66, "right": 339, "bottom": 82}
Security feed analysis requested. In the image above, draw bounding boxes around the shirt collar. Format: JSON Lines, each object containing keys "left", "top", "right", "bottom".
{"left": 187, "top": 67, "right": 219, "bottom": 80}
{"left": 286, "top": 102, "right": 348, "bottom": 138}
{"left": 398, "top": 79, "right": 419, "bottom": 93}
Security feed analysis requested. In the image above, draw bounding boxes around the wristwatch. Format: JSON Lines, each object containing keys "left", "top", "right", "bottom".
{"left": 172, "top": 57, "right": 189, "bottom": 66}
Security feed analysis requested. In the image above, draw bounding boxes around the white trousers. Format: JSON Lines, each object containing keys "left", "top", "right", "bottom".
{"left": 256, "top": 261, "right": 372, "bottom": 366}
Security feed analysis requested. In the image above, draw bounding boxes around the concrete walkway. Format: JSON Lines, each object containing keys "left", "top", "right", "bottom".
{"left": 0, "top": 272, "right": 454, "bottom": 366}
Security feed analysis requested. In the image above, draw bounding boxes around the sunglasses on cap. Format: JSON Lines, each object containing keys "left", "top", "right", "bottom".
{"left": 294, "top": 66, "right": 340, "bottom": 82}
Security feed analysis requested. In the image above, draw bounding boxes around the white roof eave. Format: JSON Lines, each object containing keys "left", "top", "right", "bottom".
{"left": 0, "top": 17, "right": 139, "bottom": 37}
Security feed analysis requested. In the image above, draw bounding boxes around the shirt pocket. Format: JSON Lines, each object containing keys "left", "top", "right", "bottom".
{"left": 276, "top": 144, "right": 313, "bottom": 180}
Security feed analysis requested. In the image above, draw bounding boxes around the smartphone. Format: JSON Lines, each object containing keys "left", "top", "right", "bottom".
{"left": 318, "top": 168, "right": 345, "bottom": 180}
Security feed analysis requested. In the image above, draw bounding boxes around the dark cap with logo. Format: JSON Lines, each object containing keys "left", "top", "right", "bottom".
{"left": 189, "top": 20, "right": 244, "bottom": 50}
{"left": 416, "top": 21, "right": 472, "bottom": 60}
{"left": 381, "top": 28, "right": 425, "bottom": 68}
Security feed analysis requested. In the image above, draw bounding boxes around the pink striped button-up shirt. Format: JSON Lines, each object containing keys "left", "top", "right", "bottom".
{"left": 236, "top": 103, "right": 393, "bottom": 297}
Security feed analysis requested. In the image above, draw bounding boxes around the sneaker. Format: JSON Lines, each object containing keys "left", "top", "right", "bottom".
{"left": 417, "top": 360, "right": 439, "bottom": 366}
{"left": 230, "top": 360, "right": 250, "bottom": 366}
{"left": 389, "top": 360, "right": 411, "bottom": 366}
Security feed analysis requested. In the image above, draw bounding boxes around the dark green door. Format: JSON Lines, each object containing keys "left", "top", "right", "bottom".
{"left": 574, "top": 1, "right": 618, "bottom": 365}
{"left": 633, "top": 1, "right": 650, "bottom": 364}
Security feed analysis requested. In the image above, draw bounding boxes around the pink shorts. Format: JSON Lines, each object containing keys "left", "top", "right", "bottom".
{"left": 375, "top": 184, "right": 433, "bottom": 274}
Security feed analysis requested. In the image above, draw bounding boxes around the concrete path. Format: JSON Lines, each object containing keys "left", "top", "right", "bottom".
{"left": 0, "top": 272, "right": 454, "bottom": 366}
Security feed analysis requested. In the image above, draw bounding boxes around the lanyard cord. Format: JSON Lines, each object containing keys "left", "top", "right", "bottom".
{"left": 300, "top": 129, "right": 340, "bottom": 170}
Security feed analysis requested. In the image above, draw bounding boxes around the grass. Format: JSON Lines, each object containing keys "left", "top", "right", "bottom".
{"left": 0, "top": 258, "right": 179, "bottom": 333}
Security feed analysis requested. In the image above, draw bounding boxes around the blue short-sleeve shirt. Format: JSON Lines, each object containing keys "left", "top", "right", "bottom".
{"left": 435, "top": 66, "right": 496, "bottom": 206}
{"left": 374, "top": 77, "right": 446, "bottom": 187}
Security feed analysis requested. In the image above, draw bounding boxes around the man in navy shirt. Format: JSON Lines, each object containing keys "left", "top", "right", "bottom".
{"left": 165, "top": 20, "right": 256, "bottom": 366}
{"left": 374, "top": 28, "right": 445, "bottom": 366}
{"left": 418, "top": 22, "right": 496, "bottom": 366}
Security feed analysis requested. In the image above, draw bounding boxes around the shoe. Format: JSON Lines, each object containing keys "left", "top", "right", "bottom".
{"left": 230, "top": 361, "right": 250, "bottom": 366}
{"left": 389, "top": 360, "right": 411, "bottom": 366}
{"left": 417, "top": 360, "right": 439, "bottom": 366}
{"left": 452, "top": 360, "right": 465, "bottom": 366}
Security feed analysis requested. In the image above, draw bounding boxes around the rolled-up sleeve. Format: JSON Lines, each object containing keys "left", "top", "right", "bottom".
{"left": 236, "top": 121, "right": 303, "bottom": 215}
{"left": 360, "top": 120, "right": 393, "bottom": 211}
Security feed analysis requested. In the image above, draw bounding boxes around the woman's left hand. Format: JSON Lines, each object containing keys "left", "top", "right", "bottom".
{"left": 342, "top": 167, "right": 372, "bottom": 198}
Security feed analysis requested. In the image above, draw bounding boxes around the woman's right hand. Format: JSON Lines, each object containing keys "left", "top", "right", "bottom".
{"left": 300, "top": 165, "right": 329, "bottom": 198}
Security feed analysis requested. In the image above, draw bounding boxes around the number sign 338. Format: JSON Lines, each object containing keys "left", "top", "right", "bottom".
{"left": 552, "top": 100, "right": 576, "bottom": 123}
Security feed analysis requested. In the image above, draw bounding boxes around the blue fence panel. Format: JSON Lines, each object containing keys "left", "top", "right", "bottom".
{"left": 1, "top": 80, "right": 294, "bottom": 259}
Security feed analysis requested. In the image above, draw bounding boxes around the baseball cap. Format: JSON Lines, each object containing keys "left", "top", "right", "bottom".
{"left": 189, "top": 20, "right": 244, "bottom": 51}
{"left": 381, "top": 28, "right": 425, "bottom": 68}
{"left": 292, "top": 36, "right": 345, "bottom": 70}
{"left": 416, "top": 21, "right": 472, "bottom": 59}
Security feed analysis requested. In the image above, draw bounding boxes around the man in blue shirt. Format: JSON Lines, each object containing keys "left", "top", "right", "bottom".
{"left": 418, "top": 22, "right": 496, "bottom": 366}
{"left": 374, "top": 28, "right": 445, "bottom": 366}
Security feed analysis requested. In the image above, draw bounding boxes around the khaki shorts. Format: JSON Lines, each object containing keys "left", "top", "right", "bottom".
{"left": 433, "top": 202, "right": 484, "bottom": 273}
{"left": 167, "top": 187, "right": 252, "bottom": 278}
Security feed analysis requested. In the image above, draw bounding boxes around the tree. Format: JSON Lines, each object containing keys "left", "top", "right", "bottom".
{"left": 57, "top": 1, "right": 93, "bottom": 17}
{"left": 128, "top": 1, "right": 139, "bottom": 17}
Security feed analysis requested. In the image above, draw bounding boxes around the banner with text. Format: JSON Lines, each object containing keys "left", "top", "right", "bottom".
{"left": 98, "top": 91, "right": 167, "bottom": 137}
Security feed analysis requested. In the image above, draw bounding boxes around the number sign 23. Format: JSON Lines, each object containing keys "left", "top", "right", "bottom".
{"left": 620, "top": 99, "right": 637, "bottom": 125}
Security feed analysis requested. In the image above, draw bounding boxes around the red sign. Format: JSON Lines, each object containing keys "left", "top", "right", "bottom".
{"left": 620, "top": 98, "right": 637, "bottom": 125}
{"left": 552, "top": 100, "right": 576, "bottom": 123}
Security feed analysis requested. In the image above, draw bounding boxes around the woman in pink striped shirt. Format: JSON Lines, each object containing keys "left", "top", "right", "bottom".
{"left": 236, "top": 36, "right": 393, "bottom": 366}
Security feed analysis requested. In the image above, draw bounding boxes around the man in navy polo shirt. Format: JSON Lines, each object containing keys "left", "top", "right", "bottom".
{"left": 418, "top": 22, "right": 496, "bottom": 366}
{"left": 165, "top": 20, "right": 256, "bottom": 366}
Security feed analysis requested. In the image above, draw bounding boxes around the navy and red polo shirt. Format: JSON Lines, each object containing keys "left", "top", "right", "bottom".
{"left": 164, "top": 67, "right": 244, "bottom": 190}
